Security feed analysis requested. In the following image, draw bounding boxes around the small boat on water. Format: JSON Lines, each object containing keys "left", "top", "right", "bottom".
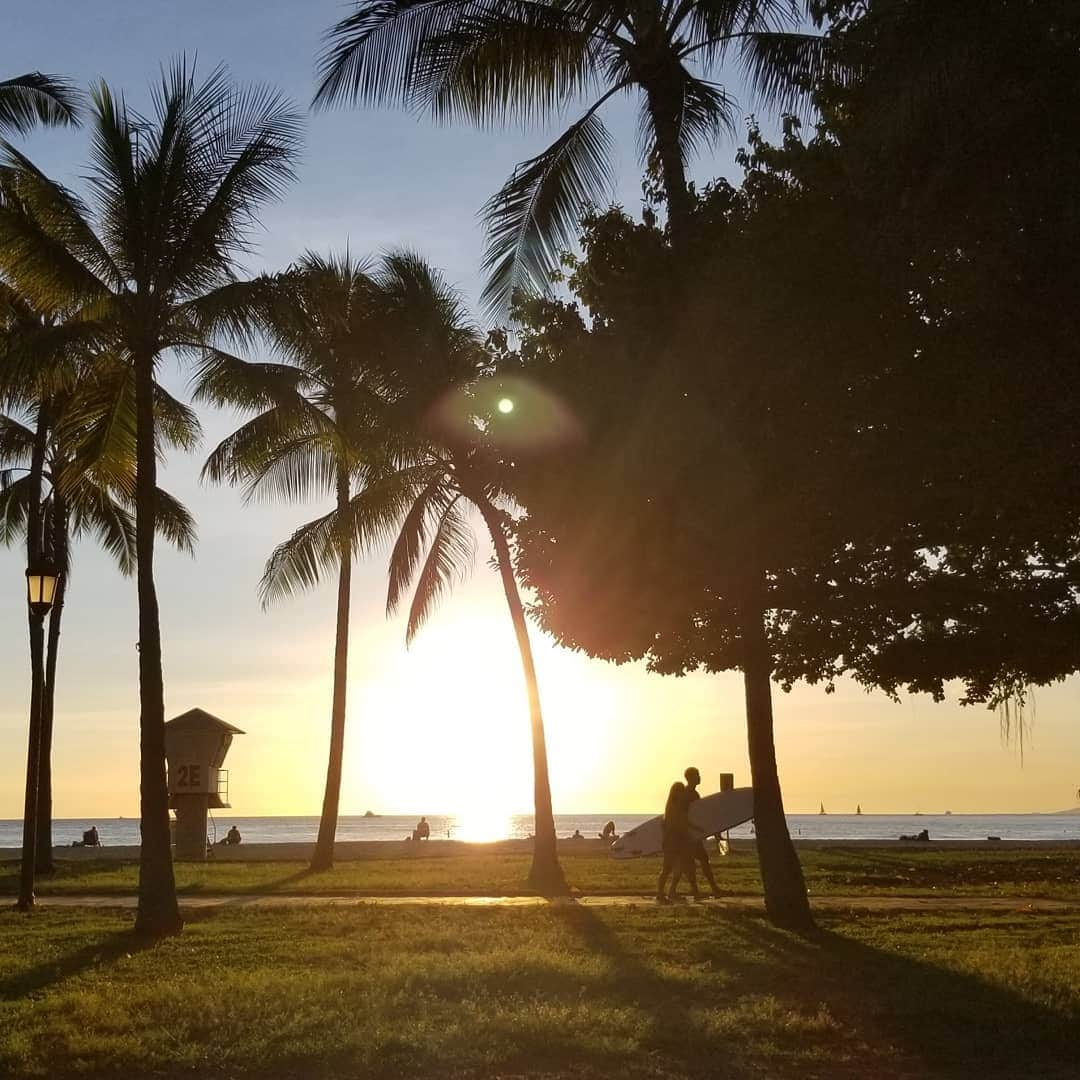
{"left": 856, "top": 804, "right": 862, "bottom": 815}
{"left": 819, "top": 802, "right": 826, "bottom": 815}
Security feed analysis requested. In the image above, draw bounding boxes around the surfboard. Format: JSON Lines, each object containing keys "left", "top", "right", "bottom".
{"left": 608, "top": 787, "right": 755, "bottom": 860}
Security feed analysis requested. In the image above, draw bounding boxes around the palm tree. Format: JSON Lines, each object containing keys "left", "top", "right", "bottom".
{"left": 315, "top": 0, "right": 836, "bottom": 311}
{"left": 199, "top": 252, "right": 392, "bottom": 873}
{"left": 357, "top": 253, "right": 565, "bottom": 892}
{"left": 0, "top": 61, "right": 301, "bottom": 935}
{"left": 1, "top": 371, "right": 198, "bottom": 872}
{"left": 0, "top": 73, "right": 80, "bottom": 135}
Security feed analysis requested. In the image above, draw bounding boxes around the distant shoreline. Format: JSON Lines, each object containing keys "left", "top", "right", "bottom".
{"left": 3, "top": 836, "right": 1080, "bottom": 863}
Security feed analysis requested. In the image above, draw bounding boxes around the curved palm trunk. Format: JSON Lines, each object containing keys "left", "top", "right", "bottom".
{"left": 16, "top": 409, "right": 49, "bottom": 910}
{"left": 133, "top": 353, "right": 182, "bottom": 936}
{"left": 311, "top": 467, "right": 352, "bottom": 872}
{"left": 742, "top": 573, "right": 813, "bottom": 931}
{"left": 645, "top": 81, "right": 693, "bottom": 246}
{"left": 481, "top": 505, "right": 566, "bottom": 895}
{"left": 35, "top": 498, "right": 68, "bottom": 874}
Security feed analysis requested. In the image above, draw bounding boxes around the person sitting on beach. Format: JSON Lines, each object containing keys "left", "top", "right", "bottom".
{"left": 413, "top": 816, "right": 430, "bottom": 842}
{"left": 684, "top": 767, "right": 721, "bottom": 898}
{"left": 599, "top": 820, "right": 617, "bottom": 842}
{"left": 571, "top": 829, "right": 584, "bottom": 840}
{"left": 72, "top": 825, "right": 101, "bottom": 848}
{"left": 226, "top": 825, "right": 242, "bottom": 845}
{"left": 657, "top": 782, "right": 699, "bottom": 903}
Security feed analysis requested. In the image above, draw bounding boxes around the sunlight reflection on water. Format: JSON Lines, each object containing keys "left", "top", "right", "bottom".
{"left": 453, "top": 808, "right": 517, "bottom": 843}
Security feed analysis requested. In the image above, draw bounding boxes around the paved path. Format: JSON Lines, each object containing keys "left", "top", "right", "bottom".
{"left": 29, "top": 894, "right": 1079, "bottom": 912}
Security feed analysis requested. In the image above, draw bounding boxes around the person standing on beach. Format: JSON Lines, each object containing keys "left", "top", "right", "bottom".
{"left": 684, "top": 767, "right": 722, "bottom": 898}
{"left": 657, "top": 782, "right": 699, "bottom": 902}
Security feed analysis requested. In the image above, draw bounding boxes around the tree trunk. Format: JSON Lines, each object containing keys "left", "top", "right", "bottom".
{"left": 481, "top": 503, "right": 566, "bottom": 895}
{"left": 645, "top": 80, "right": 693, "bottom": 246}
{"left": 311, "top": 467, "right": 352, "bottom": 872}
{"left": 133, "top": 352, "right": 182, "bottom": 937}
{"left": 16, "top": 407, "right": 49, "bottom": 911}
{"left": 741, "top": 574, "right": 814, "bottom": 931}
{"left": 35, "top": 499, "right": 67, "bottom": 874}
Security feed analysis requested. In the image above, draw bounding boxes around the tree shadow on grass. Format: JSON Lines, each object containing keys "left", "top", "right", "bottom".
{"left": 553, "top": 905, "right": 1080, "bottom": 1078}
{"left": 707, "top": 911, "right": 1077, "bottom": 1079}
{"left": 0, "top": 925, "right": 156, "bottom": 1002}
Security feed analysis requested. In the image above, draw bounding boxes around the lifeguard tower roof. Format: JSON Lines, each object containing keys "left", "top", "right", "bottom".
{"left": 165, "top": 707, "right": 244, "bottom": 735}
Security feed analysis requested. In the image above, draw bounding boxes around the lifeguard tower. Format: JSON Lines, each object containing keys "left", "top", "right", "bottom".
{"left": 164, "top": 708, "right": 244, "bottom": 859}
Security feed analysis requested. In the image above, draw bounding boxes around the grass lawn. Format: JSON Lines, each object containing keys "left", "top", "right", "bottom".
{"left": 2, "top": 846, "right": 1079, "bottom": 899}
{"left": 1, "top": 904, "right": 1077, "bottom": 1078}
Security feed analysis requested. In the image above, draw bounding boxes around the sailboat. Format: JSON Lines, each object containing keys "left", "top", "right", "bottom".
{"left": 819, "top": 802, "right": 826, "bottom": 815}
{"left": 856, "top": 804, "right": 862, "bottom": 815}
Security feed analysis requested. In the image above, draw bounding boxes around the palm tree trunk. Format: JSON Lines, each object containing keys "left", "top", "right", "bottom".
{"left": 133, "top": 352, "right": 182, "bottom": 937}
{"left": 311, "top": 467, "right": 352, "bottom": 872}
{"left": 35, "top": 497, "right": 67, "bottom": 874}
{"left": 645, "top": 81, "right": 693, "bottom": 246}
{"left": 481, "top": 504, "right": 566, "bottom": 895}
{"left": 741, "top": 572, "right": 813, "bottom": 931}
{"left": 16, "top": 407, "right": 49, "bottom": 911}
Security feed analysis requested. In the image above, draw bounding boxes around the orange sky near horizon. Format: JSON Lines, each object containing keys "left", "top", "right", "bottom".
{"left": 2, "top": 515, "right": 1078, "bottom": 822}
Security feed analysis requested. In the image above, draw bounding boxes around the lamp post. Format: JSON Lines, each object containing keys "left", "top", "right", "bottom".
{"left": 16, "top": 561, "right": 59, "bottom": 911}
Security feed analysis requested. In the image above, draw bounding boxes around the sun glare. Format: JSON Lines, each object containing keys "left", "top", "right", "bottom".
{"left": 454, "top": 805, "right": 516, "bottom": 843}
{"left": 497, "top": 397, "right": 514, "bottom": 414}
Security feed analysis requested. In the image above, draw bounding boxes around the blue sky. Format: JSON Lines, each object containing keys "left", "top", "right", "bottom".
{"left": 2, "top": 1, "right": 1078, "bottom": 822}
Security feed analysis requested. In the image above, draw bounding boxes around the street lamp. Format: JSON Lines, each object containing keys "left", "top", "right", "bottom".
{"left": 17, "top": 560, "right": 60, "bottom": 911}
{"left": 25, "top": 562, "right": 59, "bottom": 616}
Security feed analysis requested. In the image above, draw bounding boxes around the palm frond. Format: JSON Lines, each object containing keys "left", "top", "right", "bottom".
{"left": 154, "top": 384, "right": 202, "bottom": 452}
{"left": 0, "top": 73, "right": 82, "bottom": 134}
{"left": 405, "top": 495, "right": 476, "bottom": 642}
{"left": 0, "top": 469, "right": 33, "bottom": 546}
{"left": 479, "top": 100, "right": 618, "bottom": 316}
{"left": 201, "top": 405, "right": 337, "bottom": 503}
{"left": 348, "top": 464, "right": 441, "bottom": 555}
{"left": 0, "top": 143, "right": 115, "bottom": 308}
{"left": 258, "top": 506, "right": 342, "bottom": 608}
{"left": 238, "top": 436, "right": 340, "bottom": 505}
{"left": 69, "top": 484, "right": 137, "bottom": 574}
{"left": 417, "top": 5, "right": 603, "bottom": 126}
{"left": 167, "top": 76, "right": 302, "bottom": 295}
{"left": 192, "top": 347, "right": 321, "bottom": 412}
{"left": 738, "top": 31, "right": 842, "bottom": 117}
{"left": 152, "top": 487, "right": 198, "bottom": 554}
{"left": 386, "top": 478, "right": 456, "bottom": 613}
{"left": 315, "top": 0, "right": 484, "bottom": 110}
{"left": 0, "top": 413, "right": 35, "bottom": 464}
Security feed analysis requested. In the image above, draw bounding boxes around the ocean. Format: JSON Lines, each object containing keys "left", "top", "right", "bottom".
{"left": 2, "top": 812, "right": 1078, "bottom": 848}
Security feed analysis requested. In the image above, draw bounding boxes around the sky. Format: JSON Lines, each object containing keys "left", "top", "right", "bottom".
{"left": 1, "top": 1, "right": 1077, "bottom": 822}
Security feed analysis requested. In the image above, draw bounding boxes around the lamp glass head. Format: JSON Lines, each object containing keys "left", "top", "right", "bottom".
{"left": 26, "top": 564, "right": 59, "bottom": 614}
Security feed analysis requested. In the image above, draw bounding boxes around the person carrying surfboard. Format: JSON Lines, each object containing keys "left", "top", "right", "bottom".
{"left": 657, "top": 782, "right": 700, "bottom": 902}
{"left": 685, "top": 767, "right": 723, "bottom": 898}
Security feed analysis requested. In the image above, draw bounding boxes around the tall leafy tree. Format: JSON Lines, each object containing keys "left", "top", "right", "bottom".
{"left": 0, "top": 369, "right": 199, "bottom": 871}
{"left": 315, "top": 0, "right": 838, "bottom": 310}
{"left": 505, "top": 168, "right": 913, "bottom": 926}
{"left": 199, "top": 252, "right": 391, "bottom": 873}
{"left": 0, "top": 62, "right": 301, "bottom": 935}
{"left": 0, "top": 72, "right": 80, "bottom": 135}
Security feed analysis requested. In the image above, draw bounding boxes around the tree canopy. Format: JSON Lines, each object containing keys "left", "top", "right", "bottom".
{"left": 505, "top": 0, "right": 1080, "bottom": 715}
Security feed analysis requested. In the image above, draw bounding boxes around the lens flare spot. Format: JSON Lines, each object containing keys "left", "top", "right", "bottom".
{"left": 497, "top": 397, "right": 515, "bottom": 415}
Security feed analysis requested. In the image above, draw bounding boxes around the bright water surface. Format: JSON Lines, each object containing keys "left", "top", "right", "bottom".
{"left": 2, "top": 813, "right": 1078, "bottom": 848}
